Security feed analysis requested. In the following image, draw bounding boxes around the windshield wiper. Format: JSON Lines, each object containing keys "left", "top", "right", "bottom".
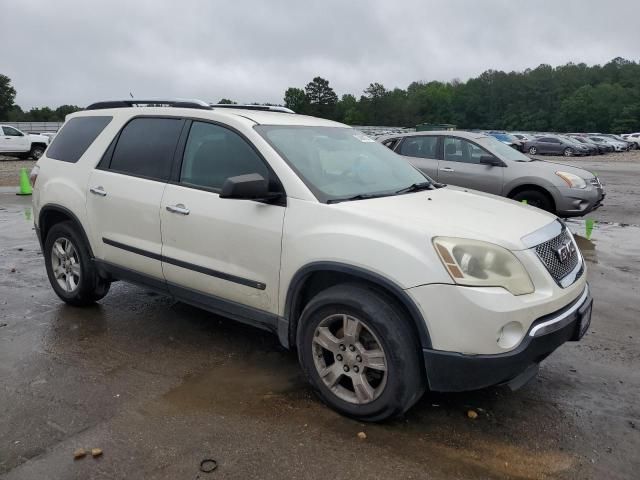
{"left": 395, "top": 181, "right": 434, "bottom": 194}
{"left": 327, "top": 192, "right": 393, "bottom": 204}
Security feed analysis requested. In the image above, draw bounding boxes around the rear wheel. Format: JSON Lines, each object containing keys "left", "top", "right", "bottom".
{"left": 44, "top": 221, "right": 110, "bottom": 306}
{"left": 297, "top": 284, "right": 425, "bottom": 421}
{"left": 511, "top": 189, "right": 554, "bottom": 212}
{"left": 30, "top": 145, "right": 45, "bottom": 160}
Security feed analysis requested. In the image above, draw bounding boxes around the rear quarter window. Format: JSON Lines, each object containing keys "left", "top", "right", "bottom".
{"left": 46, "top": 116, "right": 113, "bottom": 163}
{"left": 107, "top": 117, "right": 183, "bottom": 182}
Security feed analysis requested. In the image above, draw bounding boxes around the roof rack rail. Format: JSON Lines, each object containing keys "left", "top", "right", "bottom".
{"left": 211, "top": 104, "right": 295, "bottom": 114}
{"left": 85, "top": 99, "right": 213, "bottom": 111}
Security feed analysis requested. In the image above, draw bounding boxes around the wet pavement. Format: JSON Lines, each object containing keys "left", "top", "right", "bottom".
{"left": 1, "top": 159, "right": 639, "bottom": 479}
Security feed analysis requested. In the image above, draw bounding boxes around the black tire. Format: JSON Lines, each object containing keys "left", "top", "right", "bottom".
{"left": 563, "top": 147, "right": 573, "bottom": 157}
{"left": 528, "top": 146, "right": 537, "bottom": 155}
{"left": 43, "top": 221, "right": 110, "bottom": 306}
{"left": 511, "top": 189, "right": 554, "bottom": 212}
{"left": 30, "top": 145, "right": 45, "bottom": 160}
{"left": 297, "top": 283, "right": 425, "bottom": 421}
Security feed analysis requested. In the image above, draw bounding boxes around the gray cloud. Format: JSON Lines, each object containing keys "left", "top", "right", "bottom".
{"left": 1, "top": 0, "right": 639, "bottom": 109}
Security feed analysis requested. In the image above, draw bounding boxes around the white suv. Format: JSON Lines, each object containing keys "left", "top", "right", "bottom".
{"left": 31, "top": 100, "right": 592, "bottom": 421}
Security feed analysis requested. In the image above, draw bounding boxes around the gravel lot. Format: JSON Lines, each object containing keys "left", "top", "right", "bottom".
{"left": 0, "top": 158, "right": 36, "bottom": 187}
{"left": 0, "top": 151, "right": 639, "bottom": 479}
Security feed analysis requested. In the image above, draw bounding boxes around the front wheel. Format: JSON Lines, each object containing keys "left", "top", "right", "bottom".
{"left": 44, "top": 221, "right": 110, "bottom": 306}
{"left": 528, "top": 146, "right": 538, "bottom": 155}
{"left": 297, "top": 284, "right": 425, "bottom": 421}
{"left": 563, "top": 147, "right": 573, "bottom": 157}
{"left": 512, "top": 190, "right": 554, "bottom": 212}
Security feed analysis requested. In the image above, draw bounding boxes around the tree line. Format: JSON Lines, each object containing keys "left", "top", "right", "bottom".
{"left": 2, "top": 57, "right": 639, "bottom": 132}
{"left": 0, "top": 75, "right": 81, "bottom": 122}
{"left": 285, "top": 57, "right": 640, "bottom": 133}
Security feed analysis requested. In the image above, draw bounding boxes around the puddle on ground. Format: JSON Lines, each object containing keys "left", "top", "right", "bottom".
{"left": 146, "top": 349, "right": 576, "bottom": 479}
{"left": 565, "top": 219, "right": 640, "bottom": 273}
{"left": 158, "top": 350, "right": 309, "bottom": 416}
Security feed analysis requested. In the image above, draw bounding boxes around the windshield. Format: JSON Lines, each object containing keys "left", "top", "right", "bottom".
{"left": 255, "top": 126, "right": 429, "bottom": 203}
{"left": 476, "top": 136, "right": 532, "bottom": 162}
{"left": 491, "top": 133, "right": 515, "bottom": 143}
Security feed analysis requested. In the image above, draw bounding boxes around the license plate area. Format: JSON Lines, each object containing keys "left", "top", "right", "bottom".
{"left": 573, "top": 298, "right": 593, "bottom": 340}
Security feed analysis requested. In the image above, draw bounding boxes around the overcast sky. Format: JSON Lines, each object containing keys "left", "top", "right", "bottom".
{"left": 2, "top": 0, "right": 639, "bottom": 109}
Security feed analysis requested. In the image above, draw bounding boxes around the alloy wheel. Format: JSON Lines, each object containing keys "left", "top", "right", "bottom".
{"left": 312, "top": 314, "right": 388, "bottom": 405}
{"left": 51, "top": 237, "right": 81, "bottom": 293}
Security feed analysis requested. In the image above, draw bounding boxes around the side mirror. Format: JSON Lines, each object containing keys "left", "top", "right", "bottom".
{"left": 220, "top": 173, "right": 280, "bottom": 201}
{"left": 479, "top": 155, "right": 505, "bottom": 167}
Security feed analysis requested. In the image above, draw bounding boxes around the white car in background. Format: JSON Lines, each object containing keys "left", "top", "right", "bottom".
{"left": 589, "top": 135, "right": 627, "bottom": 152}
{"left": 0, "top": 125, "right": 50, "bottom": 159}
{"left": 622, "top": 133, "right": 640, "bottom": 148}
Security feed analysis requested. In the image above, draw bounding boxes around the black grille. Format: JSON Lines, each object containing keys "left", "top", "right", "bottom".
{"left": 535, "top": 229, "right": 581, "bottom": 284}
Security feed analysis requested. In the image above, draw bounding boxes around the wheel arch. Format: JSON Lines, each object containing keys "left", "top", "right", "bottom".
{"left": 283, "top": 262, "right": 433, "bottom": 351}
{"left": 506, "top": 183, "right": 557, "bottom": 211}
{"left": 39, "top": 204, "right": 94, "bottom": 258}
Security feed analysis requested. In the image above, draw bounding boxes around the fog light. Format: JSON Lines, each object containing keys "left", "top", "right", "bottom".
{"left": 497, "top": 321, "right": 524, "bottom": 349}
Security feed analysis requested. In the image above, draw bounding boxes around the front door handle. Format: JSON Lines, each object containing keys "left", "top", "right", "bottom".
{"left": 440, "top": 167, "right": 455, "bottom": 172}
{"left": 89, "top": 186, "right": 107, "bottom": 197}
{"left": 166, "top": 204, "right": 190, "bottom": 215}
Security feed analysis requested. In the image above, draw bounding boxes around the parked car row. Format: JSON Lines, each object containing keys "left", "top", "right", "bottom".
{"left": 482, "top": 131, "right": 636, "bottom": 156}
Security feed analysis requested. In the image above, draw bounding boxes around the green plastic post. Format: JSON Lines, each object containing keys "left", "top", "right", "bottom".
{"left": 521, "top": 199, "right": 528, "bottom": 205}
{"left": 585, "top": 218, "right": 595, "bottom": 240}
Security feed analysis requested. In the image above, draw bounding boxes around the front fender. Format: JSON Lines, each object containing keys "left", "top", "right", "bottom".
{"left": 504, "top": 176, "right": 563, "bottom": 202}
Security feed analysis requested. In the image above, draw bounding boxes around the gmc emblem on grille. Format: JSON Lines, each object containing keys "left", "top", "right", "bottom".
{"left": 555, "top": 240, "right": 576, "bottom": 263}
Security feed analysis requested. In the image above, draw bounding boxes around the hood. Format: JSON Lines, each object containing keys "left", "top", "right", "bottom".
{"left": 527, "top": 159, "right": 595, "bottom": 178}
{"left": 335, "top": 186, "right": 557, "bottom": 251}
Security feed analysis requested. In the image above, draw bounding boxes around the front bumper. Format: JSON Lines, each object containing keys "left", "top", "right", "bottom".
{"left": 554, "top": 185, "right": 605, "bottom": 217}
{"left": 423, "top": 284, "right": 592, "bottom": 392}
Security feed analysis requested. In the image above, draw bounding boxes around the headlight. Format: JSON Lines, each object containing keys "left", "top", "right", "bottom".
{"left": 433, "top": 237, "right": 534, "bottom": 295}
{"left": 555, "top": 171, "right": 586, "bottom": 189}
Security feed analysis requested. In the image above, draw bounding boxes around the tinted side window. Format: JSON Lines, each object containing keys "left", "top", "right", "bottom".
{"left": 398, "top": 136, "right": 438, "bottom": 159}
{"left": 180, "top": 121, "right": 269, "bottom": 191}
{"left": 46, "top": 116, "right": 112, "bottom": 163}
{"left": 109, "top": 118, "right": 182, "bottom": 181}
{"left": 443, "top": 137, "right": 487, "bottom": 164}
{"left": 2, "top": 126, "right": 23, "bottom": 136}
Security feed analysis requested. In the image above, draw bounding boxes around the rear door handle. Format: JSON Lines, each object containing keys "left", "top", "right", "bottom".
{"left": 89, "top": 186, "right": 107, "bottom": 197}
{"left": 440, "top": 167, "right": 455, "bottom": 172}
{"left": 166, "top": 204, "right": 190, "bottom": 215}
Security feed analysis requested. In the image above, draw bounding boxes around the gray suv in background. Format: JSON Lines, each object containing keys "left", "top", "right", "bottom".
{"left": 379, "top": 131, "right": 604, "bottom": 217}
